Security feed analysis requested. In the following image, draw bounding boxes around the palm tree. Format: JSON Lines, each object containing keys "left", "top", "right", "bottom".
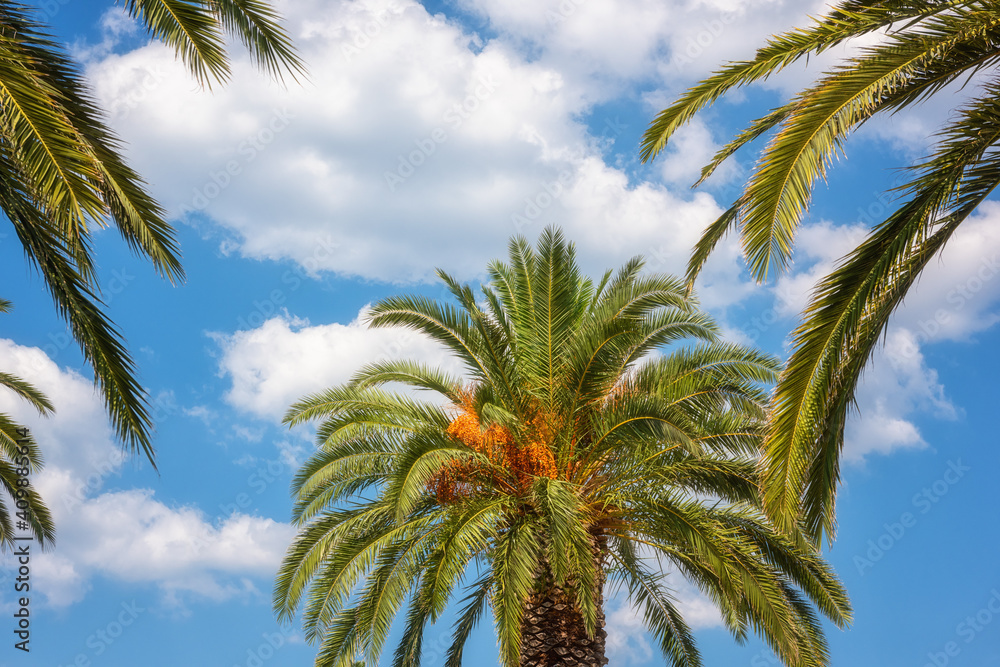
{"left": 1, "top": 1, "right": 303, "bottom": 465}
{"left": 274, "top": 229, "right": 851, "bottom": 667}
{"left": 640, "top": 1, "right": 1000, "bottom": 543}
{"left": 0, "top": 300, "right": 55, "bottom": 549}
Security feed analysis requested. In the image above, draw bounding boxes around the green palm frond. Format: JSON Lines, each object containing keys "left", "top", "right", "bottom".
{"left": 0, "top": 0, "right": 301, "bottom": 466}
{"left": 644, "top": 0, "right": 1000, "bottom": 543}
{"left": 640, "top": 0, "right": 962, "bottom": 162}
{"left": 9, "top": 209, "right": 158, "bottom": 462}
{"left": 0, "top": 371, "right": 53, "bottom": 417}
{"left": 444, "top": 571, "right": 493, "bottom": 667}
{"left": 532, "top": 477, "right": 599, "bottom": 631}
{"left": 608, "top": 543, "right": 700, "bottom": 667}
{"left": 490, "top": 517, "right": 541, "bottom": 667}
{"left": 350, "top": 359, "right": 463, "bottom": 398}
{"left": 125, "top": 0, "right": 229, "bottom": 85}
{"left": 125, "top": 0, "right": 305, "bottom": 87}
{"left": 207, "top": 0, "right": 306, "bottom": 82}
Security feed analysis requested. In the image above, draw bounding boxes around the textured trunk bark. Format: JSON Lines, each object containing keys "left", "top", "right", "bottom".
{"left": 518, "top": 574, "right": 608, "bottom": 666}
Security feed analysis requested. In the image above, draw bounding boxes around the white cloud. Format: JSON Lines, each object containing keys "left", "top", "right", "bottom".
{"left": 0, "top": 340, "right": 292, "bottom": 609}
{"left": 890, "top": 202, "right": 1000, "bottom": 342}
{"left": 56, "top": 491, "right": 292, "bottom": 599}
{"left": 214, "top": 309, "right": 460, "bottom": 421}
{"left": 655, "top": 117, "right": 743, "bottom": 189}
{"left": 639, "top": 0, "right": 974, "bottom": 193}
{"left": 766, "top": 222, "right": 947, "bottom": 464}
{"left": 70, "top": 0, "right": 961, "bottom": 299}
{"left": 459, "top": 0, "right": 834, "bottom": 102}
{"left": 80, "top": 0, "right": 757, "bottom": 291}
{"left": 456, "top": 0, "right": 674, "bottom": 93}
{"left": 826, "top": 206, "right": 1000, "bottom": 462}
{"left": 605, "top": 597, "right": 655, "bottom": 666}
{"left": 0, "top": 339, "right": 121, "bottom": 498}
{"left": 646, "top": 0, "right": 837, "bottom": 99}
{"left": 844, "top": 330, "right": 958, "bottom": 463}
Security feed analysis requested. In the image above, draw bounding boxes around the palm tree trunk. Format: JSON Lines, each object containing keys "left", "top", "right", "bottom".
{"left": 519, "top": 576, "right": 608, "bottom": 666}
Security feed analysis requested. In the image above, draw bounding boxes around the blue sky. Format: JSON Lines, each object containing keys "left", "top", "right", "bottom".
{"left": 1, "top": 0, "right": 1000, "bottom": 665}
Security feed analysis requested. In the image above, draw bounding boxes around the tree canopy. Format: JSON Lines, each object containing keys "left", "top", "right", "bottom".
{"left": 274, "top": 228, "right": 851, "bottom": 667}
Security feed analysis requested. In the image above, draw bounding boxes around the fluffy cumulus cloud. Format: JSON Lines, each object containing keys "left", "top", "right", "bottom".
{"left": 456, "top": 0, "right": 832, "bottom": 101}
{"left": 770, "top": 225, "right": 949, "bottom": 464}
{"left": 890, "top": 202, "right": 1000, "bottom": 341}
{"left": 46, "top": 491, "right": 291, "bottom": 603}
{"left": 843, "top": 330, "right": 958, "bottom": 463}
{"left": 654, "top": 117, "right": 744, "bottom": 190}
{"left": 455, "top": 0, "right": 674, "bottom": 92}
{"left": 605, "top": 597, "right": 656, "bottom": 666}
{"left": 67, "top": 0, "right": 1000, "bottom": 608}
{"left": 79, "top": 0, "right": 768, "bottom": 295}
{"left": 0, "top": 341, "right": 292, "bottom": 608}
{"left": 214, "top": 310, "right": 462, "bottom": 421}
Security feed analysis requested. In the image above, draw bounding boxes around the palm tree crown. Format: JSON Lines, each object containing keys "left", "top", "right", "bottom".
{"left": 640, "top": 0, "right": 1000, "bottom": 543}
{"left": 1, "top": 0, "right": 303, "bottom": 464}
{"left": 274, "top": 229, "right": 851, "bottom": 667}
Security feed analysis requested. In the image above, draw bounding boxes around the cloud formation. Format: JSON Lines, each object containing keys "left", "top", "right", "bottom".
{"left": 83, "top": 0, "right": 763, "bottom": 294}
{"left": 214, "top": 310, "right": 461, "bottom": 421}
{"left": 0, "top": 340, "right": 291, "bottom": 608}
